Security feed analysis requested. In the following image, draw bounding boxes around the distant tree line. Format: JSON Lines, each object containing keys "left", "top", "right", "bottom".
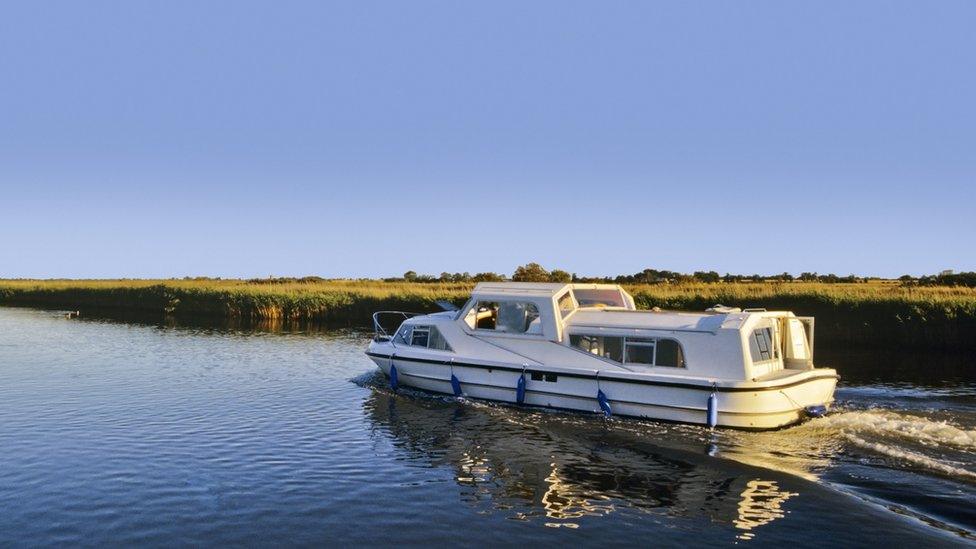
{"left": 383, "top": 263, "right": 572, "bottom": 284}
{"left": 388, "top": 271, "right": 508, "bottom": 283}
{"left": 243, "top": 276, "right": 327, "bottom": 284}
{"left": 900, "top": 271, "right": 976, "bottom": 288}
{"left": 384, "top": 264, "right": 881, "bottom": 284}
{"left": 574, "top": 269, "right": 870, "bottom": 284}
{"left": 231, "top": 266, "right": 975, "bottom": 288}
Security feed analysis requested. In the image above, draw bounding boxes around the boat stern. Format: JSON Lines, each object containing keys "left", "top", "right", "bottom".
{"left": 717, "top": 368, "right": 838, "bottom": 429}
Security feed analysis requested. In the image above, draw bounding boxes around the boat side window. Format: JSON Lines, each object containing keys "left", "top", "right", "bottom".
{"left": 472, "top": 301, "right": 541, "bottom": 334}
{"left": 404, "top": 324, "right": 453, "bottom": 351}
{"left": 750, "top": 327, "right": 777, "bottom": 362}
{"left": 569, "top": 334, "right": 624, "bottom": 362}
{"left": 624, "top": 338, "right": 655, "bottom": 364}
{"left": 571, "top": 334, "right": 685, "bottom": 367}
{"left": 557, "top": 292, "right": 576, "bottom": 319}
{"left": 410, "top": 326, "right": 430, "bottom": 347}
{"left": 428, "top": 326, "right": 452, "bottom": 351}
{"left": 654, "top": 339, "right": 686, "bottom": 368}
{"left": 394, "top": 324, "right": 413, "bottom": 345}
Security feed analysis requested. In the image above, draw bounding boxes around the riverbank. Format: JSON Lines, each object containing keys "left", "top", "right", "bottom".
{"left": 1, "top": 279, "right": 975, "bottom": 350}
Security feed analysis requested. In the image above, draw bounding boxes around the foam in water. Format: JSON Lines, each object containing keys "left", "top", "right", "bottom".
{"left": 815, "top": 410, "right": 976, "bottom": 450}
{"left": 843, "top": 433, "right": 976, "bottom": 481}
{"left": 802, "top": 409, "right": 976, "bottom": 482}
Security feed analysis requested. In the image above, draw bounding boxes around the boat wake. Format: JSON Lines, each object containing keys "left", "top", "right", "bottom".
{"left": 818, "top": 409, "right": 976, "bottom": 450}
{"left": 842, "top": 432, "right": 976, "bottom": 481}
{"left": 807, "top": 409, "right": 976, "bottom": 482}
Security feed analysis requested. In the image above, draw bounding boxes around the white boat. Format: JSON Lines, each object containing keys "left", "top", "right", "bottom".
{"left": 366, "top": 282, "right": 837, "bottom": 429}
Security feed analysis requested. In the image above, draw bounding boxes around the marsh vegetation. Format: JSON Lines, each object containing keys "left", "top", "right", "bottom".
{"left": 1, "top": 277, "right": 974, "bottom": 349}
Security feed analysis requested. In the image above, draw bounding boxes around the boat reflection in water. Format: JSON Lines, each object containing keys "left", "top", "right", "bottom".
{"left": 363, "top": 385, "right": 803, "bottom": 539}
{"left": 733, "top": 479, "right": 797, "bottom": 540}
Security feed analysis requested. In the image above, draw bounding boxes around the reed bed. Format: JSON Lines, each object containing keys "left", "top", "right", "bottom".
{"left": 1, "top": 279, "right": 974, "bottom": 349}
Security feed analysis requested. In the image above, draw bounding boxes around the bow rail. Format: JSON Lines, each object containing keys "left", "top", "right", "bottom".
{"left": 372, "top": 311, "right": 422, "bottom": 342}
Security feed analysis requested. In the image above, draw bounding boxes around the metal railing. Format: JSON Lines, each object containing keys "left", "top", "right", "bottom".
{"left": 372, "top": 311, "right": 421, "bottom": 342}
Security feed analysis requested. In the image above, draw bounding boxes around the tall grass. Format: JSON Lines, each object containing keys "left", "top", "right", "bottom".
{"left": 1, "top": 279, "right": 974, "bottom": 349}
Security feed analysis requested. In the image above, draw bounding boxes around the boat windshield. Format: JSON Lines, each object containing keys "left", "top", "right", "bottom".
{"left": 572, "top": 288, "right": 626, "bottom": 308}
{"left": 465, "top": 301, "right": 542, "bottom": 334}
{"left": 557, "top": 292, "right": 576, "bottom": 318}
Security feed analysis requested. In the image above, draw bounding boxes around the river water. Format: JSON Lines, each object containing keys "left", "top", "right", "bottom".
{"left": 0, "top": 307, "right": 973, "bottom": 547}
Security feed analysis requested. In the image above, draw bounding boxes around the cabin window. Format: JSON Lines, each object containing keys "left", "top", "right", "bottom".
{"left": 470, "top": 301, "right": 542, "bottom": 334}
{"left": 571, "top": 334, "right": 685, "bottom": 367}
{"left": 428, "top": 326, "right": 452, "bottom": 351}
{"left": 557, "top": 292, "right": 576, "bottom": 319}
{"left": 394, "top": 324, "right": 413, "bottom": 345}
{"left": 624, "top": 338, "right": 655, "bottom": 364}
{"left": 749, "top": 327, "right": 777, "bottom": 363}
{"left": 655, "top": 338, "right": 685, "bottom": 368}
{"left": 572, "top": 288, "right": 626, "bottom": 308}
{"left": 397, "top": 324, "right": 452, "bottom": 351}
{"left": 411, "top": 326, "right": 430, "bottom": 347}
{"left": 569, "top": 334, "right": 624, "bottom": 362}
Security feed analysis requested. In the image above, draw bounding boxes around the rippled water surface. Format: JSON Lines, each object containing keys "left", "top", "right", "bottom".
{"left": 1, "top": 308, "right": 974, "bottom": 547}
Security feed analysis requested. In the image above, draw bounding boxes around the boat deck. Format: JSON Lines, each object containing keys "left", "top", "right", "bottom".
{"left": 753, "top": 368, "right": 809, "bottom": 382}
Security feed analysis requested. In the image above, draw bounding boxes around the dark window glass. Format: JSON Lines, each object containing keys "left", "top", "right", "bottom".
{"left": 531, "top": 372, "right": 544, "bottom": 381}
{"left": 570, "top": 334, "right": 623, "bottom": 362}
{"left": 625, "top": 342, "right": 655, "bottom": 364}
{"left": 395, "top": 325, "right": 413, "bottom": 345}
{"left": 411, "top": 328, "right": 429, "bottom": 347}
{"left": 544, "top": 373, "right": 558, "bottom": 382}
{"left": 603, "top": 337, "right": 623, "bottom": 362}
{"left": 474, "top": 302, "right": 497, "bottom": 330}
{"left": 570, "top": 334, "right": 600, "bottom": 354}
{"left": 655, "top": 339, "right": 685, "bottom": 367}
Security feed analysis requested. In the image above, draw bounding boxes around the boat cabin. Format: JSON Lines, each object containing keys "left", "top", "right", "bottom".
{"left": 392, "top": 282, "right": 815, "bottom": 383}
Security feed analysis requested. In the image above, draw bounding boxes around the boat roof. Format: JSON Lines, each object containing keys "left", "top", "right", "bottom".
{"left": 472, "top": 282, "right": 622, "bottom": 298}
{"left": 567, "top": 309, "right": 751, "bottom": 333}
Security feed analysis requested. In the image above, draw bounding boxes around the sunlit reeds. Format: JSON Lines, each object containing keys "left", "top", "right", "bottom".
{"left": 1, "top": 279, "right": 973, "bottom": 348}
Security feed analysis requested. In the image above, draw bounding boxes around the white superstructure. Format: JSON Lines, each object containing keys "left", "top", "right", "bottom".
{"left": 366, "top": 282, "right": 837, "bottom": 429}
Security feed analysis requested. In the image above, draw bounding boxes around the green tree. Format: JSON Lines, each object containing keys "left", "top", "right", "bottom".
{"left": 472, "top": 272, "right": 505, "bottom": 282}
{"left": 693, "top": 271, "right": 721, "bottom": 283}
{"left": 403, "top": 270, "right": 418, "bottom": 282}
{"left": 512, "top": 263, "right": 551, "bottom": 282}
{"left": 548, "top": 269, "right": 572, "bottom": 283}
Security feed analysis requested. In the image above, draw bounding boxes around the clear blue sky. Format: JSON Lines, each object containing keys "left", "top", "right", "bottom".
{"left": 1, "top": 1, "right": 973, "bottom": 279}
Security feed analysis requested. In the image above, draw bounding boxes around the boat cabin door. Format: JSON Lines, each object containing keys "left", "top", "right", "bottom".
{"left": 782, "top": 317, "right": 814, "bottom": 370}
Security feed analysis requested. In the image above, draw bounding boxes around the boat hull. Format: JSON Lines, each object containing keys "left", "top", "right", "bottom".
{"left": 367, "top": 353, "right": 837, "bottom": 430}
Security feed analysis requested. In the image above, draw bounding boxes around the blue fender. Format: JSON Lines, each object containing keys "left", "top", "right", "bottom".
{"left": 389, "top": 363, "right": 399, "bottom": 392}
{"left": 804, "top": 404, "right": 828, "bottom": 418}
{"left": 706, "top": 392, "right": 718, "bottom": 428}
{"left": 597, "top": 389, "right": 612, "bottom": 418}
{"left": 451, "top": 374, "right": 462, "bottom": 397}
{"left": 516, "top": 374, "right": 526, "bottom": 404}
